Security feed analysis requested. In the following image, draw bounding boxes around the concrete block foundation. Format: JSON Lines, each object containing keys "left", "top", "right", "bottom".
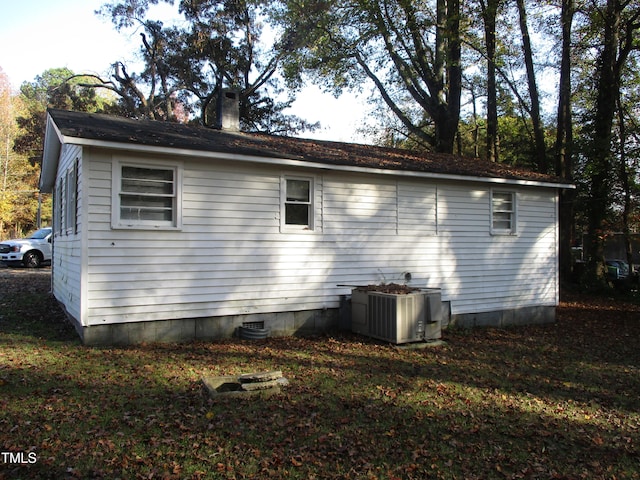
{"left": 449, "top": 305, "right": 556, "bottom": 329}
{"left": 64, "top": 302, "right": 554, "bottom": 346}
{"left": 70, "top": 308, "right": 340, "bottom": 346}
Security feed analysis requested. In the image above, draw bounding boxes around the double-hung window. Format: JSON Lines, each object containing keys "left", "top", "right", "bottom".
{"left": 491, "top": 190, "right": 516, "bottom": 234}
{"left": 113, "top": 161, "right": 182, "bottom": 229}
{"left": 282, "top": 176, "right": 314, "bottom": 231}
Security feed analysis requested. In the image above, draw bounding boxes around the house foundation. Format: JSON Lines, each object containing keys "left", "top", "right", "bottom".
{"left": 63, "top": 302, "right": 555, "bottom": 346}
{"left": 449, "top": 305, "right": 556, "bottom": 328}
{"left": 67, "top": 308, "right": 341, "bottom": 346}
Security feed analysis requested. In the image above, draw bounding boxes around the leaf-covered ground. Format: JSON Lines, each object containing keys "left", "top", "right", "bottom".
{"left": 1, "top": 267, "right": 639, "bottom": 479}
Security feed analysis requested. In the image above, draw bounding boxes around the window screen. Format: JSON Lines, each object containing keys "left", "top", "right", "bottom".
{"left": 492, "top": 191, "right": 515, "bottom": 233}
{"left": 119, "top": 165, "right": 176, "bottom": 224}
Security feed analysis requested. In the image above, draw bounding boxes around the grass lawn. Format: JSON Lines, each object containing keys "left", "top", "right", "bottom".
{"left": 1, "top": 268, "right": 639, "bottom": 479}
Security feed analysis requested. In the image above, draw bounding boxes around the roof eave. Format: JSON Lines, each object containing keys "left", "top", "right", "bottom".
{"left": 39, "top": 113, "right": 64, "bottom": 193}
{"left": 59, "top": 136, "right": 575, "bottom": 190}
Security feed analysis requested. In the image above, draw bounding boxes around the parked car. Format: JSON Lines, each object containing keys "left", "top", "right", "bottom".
{"left": 0, "top": 227, "right": 52, "bottom": 268}
{"left": 606, "top": 259, "right": 630, "bottom": 280}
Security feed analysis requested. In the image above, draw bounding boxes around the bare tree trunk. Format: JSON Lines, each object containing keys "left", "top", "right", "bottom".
{"left": 481, "top": 0, "right": 499, "bottom": 162}
{"left": 471, "top": 87, "right": 480, "bottom": 157}
{"left": 433, "top": 0, "right": 462, "bottom": 153}
{"left": 516, "top": 0, "right": 546, "bottom": 172}
{"left": 616, "top": 93, "right": 634, "bottom": 273}
{"left": 445, "top": 0, "right": 462, "bottom": 154}
{"left": 585, "top": 0, "right": 623, "bottom": 287}
{"left": 555, "top": 0, "right": 575, "bottom": 284}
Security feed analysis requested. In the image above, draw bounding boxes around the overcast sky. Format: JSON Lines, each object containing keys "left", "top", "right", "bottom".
{"left": 0, "top": 0, "right": 367, "bottom": 142}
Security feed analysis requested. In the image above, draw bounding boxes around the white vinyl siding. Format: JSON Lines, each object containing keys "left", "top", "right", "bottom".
{"left": 398, "top": 182, "right": 437, "bottom": 235}
{"left": 54, "top": 149, "right": 558, "bottom": 327}
{"left": 51, "top": 144, "right": 83, "bottom": 324}
{"left": 324, "top": 177, "right": 397, "bottom": 235}
{"left": 434, "top": 184, "right": 556, "bottom": 314}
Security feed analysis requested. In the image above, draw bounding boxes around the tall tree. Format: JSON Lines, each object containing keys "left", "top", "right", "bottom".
{"left": 610, "top": 59, "right": 640, "bottom": 274}
{"left": 0, "top": 69, "right": 53, "bottom": 236}
{"left": 12, "top": 68, "right": 115, "bottom": 234}
{"left": 276, "top": 0, "right": 463, "bottom": 153}
{"left": 478, "top": 0, "right": 500, "bottom": 162}
{"left": 14, "top": 68, "right": 107, "bottom": 162}
{"left": 555, "top": 0, "right": 575, "bottom": 283}
{"left": 75, "top": 23, "right": 183, "bottom": 121}
{"left": 615, "top": 91, "right": 634, "bottom": 273}
{"left": 0, "top": 68, "right": 17, "bottom": 236}
{"left": 515, "top": 0, "right": 546, "bottom": 173}
{"left": 94, "top": 0, "right": 318, "bottom": 134}
{"left": 582, "top": 0, "right": 640, "bottom": 286}
{"left": 0, "top": 69, "right": 13, "bottom": 190}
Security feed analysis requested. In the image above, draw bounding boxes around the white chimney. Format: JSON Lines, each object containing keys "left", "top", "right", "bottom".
{"left": 217, "top": 89, "right": 240, "bottom": 131}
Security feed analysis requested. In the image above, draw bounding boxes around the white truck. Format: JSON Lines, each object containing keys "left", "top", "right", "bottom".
{"left": 0, "top": 227, "right": 52, "bottom": 268}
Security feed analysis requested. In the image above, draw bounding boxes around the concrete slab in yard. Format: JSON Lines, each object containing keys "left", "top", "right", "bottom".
{"left": 202, "top": 371, "right": 287, "bottom": 400}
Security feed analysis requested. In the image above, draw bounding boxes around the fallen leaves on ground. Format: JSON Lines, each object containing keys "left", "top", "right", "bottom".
{"left": 1, "top": 269, "right": 639, "bottom": 479}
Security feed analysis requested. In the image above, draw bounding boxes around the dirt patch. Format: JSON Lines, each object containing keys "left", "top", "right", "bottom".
{"left": 0, "top": 264, "right": 76, "bottom": 341}
{"left": 0, "top": 264, "right": 52, "bottom": 294}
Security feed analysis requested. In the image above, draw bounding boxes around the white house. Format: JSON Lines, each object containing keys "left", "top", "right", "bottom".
{"left": 40, "top": 107, "right": 573, "bottom": 345}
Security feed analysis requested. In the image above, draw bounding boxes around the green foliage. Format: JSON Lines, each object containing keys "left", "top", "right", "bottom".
{"left": 274, "top": 0, "right": 463, "bottom": 152}
{"left": 14, "top": 68, "right": 111, "bottom": 160}
{"left": 1, "top": 70, "right": 52, "bottom": 237}
{"left": 95, "top": 0, "right": 319, "bottom": 134}
{"left": 0, "top": 68, "right": 113, "bottom": 237}
{"left": 570, "top": 0, "right": 640, "bottom": 285}
{"left": 497, "top": 115, "right": 542, "bottom": 170}
{"left": 0, "top": 154, "right": 47, "bottom": 237}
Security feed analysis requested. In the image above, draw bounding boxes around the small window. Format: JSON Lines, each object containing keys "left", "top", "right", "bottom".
{"left": 283, "top": 177, "right": 314, "bottom": 230}
{"left": 113, "top": 161, "right": 182, "bottom": 229}
{"left": 491, "top": 190, "right": 516, "bottom": 234}
{"left": 65, "top": 160, "right": 78, "bottom": 234}
{"left": 54, "top": 181, "right": 63, "bottom": 235}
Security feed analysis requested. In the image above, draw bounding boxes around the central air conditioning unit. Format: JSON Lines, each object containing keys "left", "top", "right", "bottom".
{"left": 351, "top": 288, "right": 442, "bottom": 344}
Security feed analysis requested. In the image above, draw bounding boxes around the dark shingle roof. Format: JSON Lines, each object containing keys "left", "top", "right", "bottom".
{"left": 48, "top": 109, "right": 565, "bottom": 185}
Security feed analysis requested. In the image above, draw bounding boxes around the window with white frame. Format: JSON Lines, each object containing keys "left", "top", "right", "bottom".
{"left": 491, "top": 190, "right": 516, "bottom": 234}
{"left": 54, "top": 180, "right": 63, "bottom": 235}
{"left": 112, "top": 161, "right": 182, "bottom": 229}
{"left": 282, "top": 176, "right": 314, "bottom": 230}
{"left": 65, "top": 160, "right": 78, "bottom": 234}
